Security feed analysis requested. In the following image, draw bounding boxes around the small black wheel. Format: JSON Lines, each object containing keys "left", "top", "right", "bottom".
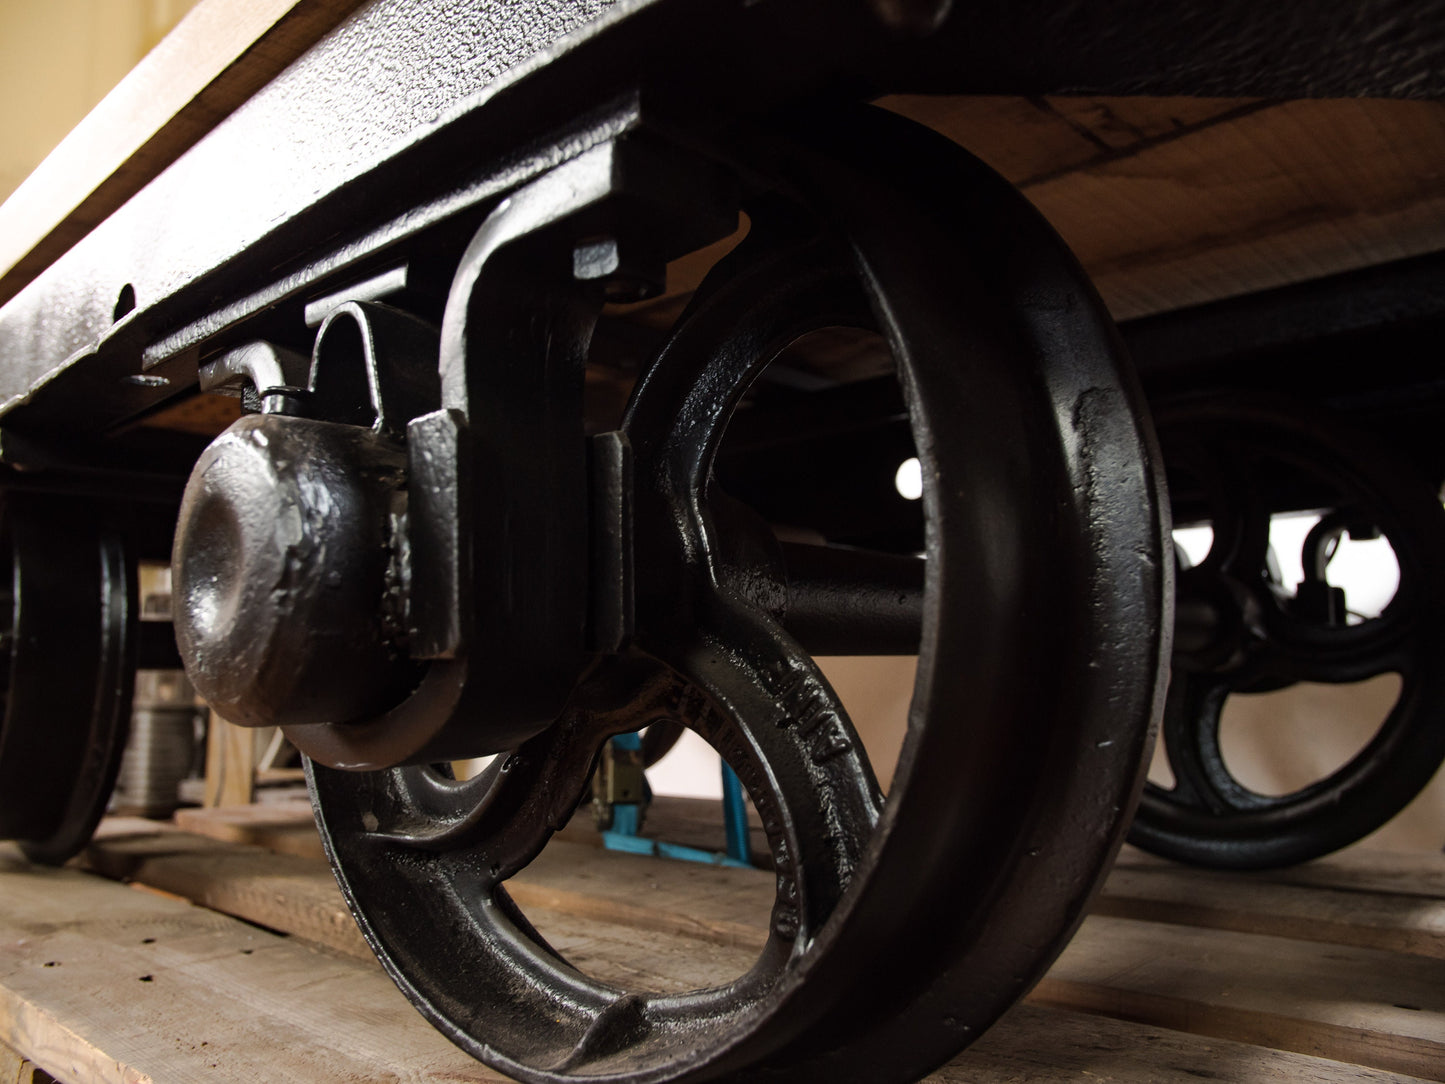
{"left": 1129, "top": 398, "right": 1445, "bottom": 869}
{"left": 309, "top": 105, "right": 1169, "bottom": 1084}
{"left": 0, "top": 493, "right": 137, "bottom": 865}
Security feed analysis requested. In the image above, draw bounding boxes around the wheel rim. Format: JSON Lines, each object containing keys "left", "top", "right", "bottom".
{"left": 310, "top": 104, "right": 1170, "bottom": 1083}
{"left": 0, "top": 493, "right": 136, "bottom": 865}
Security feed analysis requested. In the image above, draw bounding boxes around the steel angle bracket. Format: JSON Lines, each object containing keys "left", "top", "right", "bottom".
{"left": 285, "top": 136, "right": 737, "bottom": 770}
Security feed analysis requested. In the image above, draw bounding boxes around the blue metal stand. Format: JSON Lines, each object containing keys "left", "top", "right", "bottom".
{"left": 600, "top": 733, "right": 754, "bottom": 869}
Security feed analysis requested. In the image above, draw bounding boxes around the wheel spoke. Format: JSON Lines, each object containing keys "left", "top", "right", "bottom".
{"left": 638, "top": 595, "right": 883, "bottom": 946}
{"left": 1158, "top": 672, "right": 1270, "bottom": 813}
{"left": 1249, "top": 612, "right": 1412, "bottom": 686}
{"left": 358, "top": 659, "right": 665, "bottom": 872}
{"left": 311, "top": 623, "right": 879, "bottom": 1075}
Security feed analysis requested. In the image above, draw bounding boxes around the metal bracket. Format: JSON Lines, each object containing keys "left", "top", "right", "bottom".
{"left": 284, "top": 134, "right": 737, "bottom": 768}
{"left": 199, "top": 341, "right": 310, "bottom": 415}
{"left": 309, "top": 300, "right": 440, "bottom": 440}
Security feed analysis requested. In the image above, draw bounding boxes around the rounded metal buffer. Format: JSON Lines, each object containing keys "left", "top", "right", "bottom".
{"left": 171, "top": 412, "right": 413, "bottom": 729}
{"left": 0, "top": 494, "right": 136, "bottom": 865}
{"left": 1129, "top": 398, "right": 1445, "bottom": 869}
{"left": 172, "top": 300, "right": 437, "bottom": 741}
{"left": 308, "top": 105, "right": 1170, "bottom": 1084}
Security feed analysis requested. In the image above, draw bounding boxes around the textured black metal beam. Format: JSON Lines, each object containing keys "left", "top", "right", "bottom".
{"left": 2, "top": 0, "right": 1442, "bottom": 445}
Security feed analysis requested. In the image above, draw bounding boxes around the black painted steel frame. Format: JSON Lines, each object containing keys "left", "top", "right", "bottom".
{"left": 0, "top": 0, "right": 1442, "bottom": 446}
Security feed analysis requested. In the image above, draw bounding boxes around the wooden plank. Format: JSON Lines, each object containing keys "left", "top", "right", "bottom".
{"left": 172, "top": 793, "right": 773, "bottom": 865}
{"left": 1044, "top": 96, "right": 1270, "bottom": 154}
{"left": 202, "top": 715, "right": 255, "bottom": 807}
{"left": 1114, "top": 844, "right": 1445, "bottom": 901}
{"left": 526, "top": 905, "right": 761, "bottom": 995}
{"left": 526, "top": 913, "right": 1444, "bottom": 1081}
{"left": 950, "top": 1003, "right": 1433, "bottom": 1084}
{"left": 0, "top": 0, "right": 365, "bottom": 306}
{"left": 84, "top": 819, "right": 371, "bottom": 959}
{"left": 510, "top": 839, "right": 773, "bottom": 952}
{"left": 83, "top": 821, "right": 1445, "bottom": 1079}
{"left": 93, "top": 820, "right": 773, "bottom": 995}
{"left": 882, "top": 96, "right": 1445, "bottom": 320}
{"left": 0, "top": 845, "right": 503, "bottom": 1084}
{"left": 173, "top": 798, "right": 321, "bottom": 859}
{"left": 3, "top": 843, "right": 1432, "bottom": 1084}
{"left": 165, "top": 802, "right": 1445, "bottom": 965}
{"left": 1031, "top": 99, "right": 1445, "bottom": 320}
{"left": 87, "top": 820, "right": 775, "bottom": 959}
{"left": 0, "top": 1038, "right": 57, "bottom": 1084}
{"left": 1095, "top": 859, "right": 1445, "bottom": 959}
{"left": 1035, "top": 914, "right": 1445, "bottom": 1081}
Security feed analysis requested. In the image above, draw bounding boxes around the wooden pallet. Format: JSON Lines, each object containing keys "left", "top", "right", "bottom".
{"left": 0, "top": 802, "right": 1441, "bottom": 1084}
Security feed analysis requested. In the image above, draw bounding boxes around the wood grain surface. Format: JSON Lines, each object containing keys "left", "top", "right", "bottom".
{"left": 6, "top": 828, "right": 1439, "bottom": 1083}
{"left": 52, "top": 810, "right": 1445, "bottom": 1083}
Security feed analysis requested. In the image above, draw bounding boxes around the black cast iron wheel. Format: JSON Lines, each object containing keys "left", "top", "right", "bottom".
{"left": 0, "top": 493, "right": 137, "bottom": 865}
{"left": 1129, "top": 398, "right": 1445, "bottom": 869}
{"left": 309, "top": 105, "right": 1170, "bottom": 1084}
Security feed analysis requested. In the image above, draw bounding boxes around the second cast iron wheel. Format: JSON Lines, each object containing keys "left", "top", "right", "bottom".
{"left": 308, "top": 105, "right": 1171, "bottom": 1084}
{"left": 0, "top": 493, "right": 136, "bottom": 865}
{"left": 1129, "top": 398, "right": 1445, "bottom": 869}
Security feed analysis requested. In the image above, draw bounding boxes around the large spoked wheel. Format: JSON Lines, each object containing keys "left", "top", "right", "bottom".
{"left": 0, "top": 493, "right": 137, "bottom": 865}
{"left": 1129, "top": 399, "right": 1445, "bottom": 869}
{"left": 309, "top": 106, "right": 1170, "bottom": 1083}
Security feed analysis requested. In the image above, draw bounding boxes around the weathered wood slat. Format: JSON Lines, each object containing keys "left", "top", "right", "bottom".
{"left": 885, "top": 96, "right": 1445, "bottom": 320}
{"left": 950, "top": 1003, "right": 1431, "bottom": 1084}
{"left": 168, "top": 802, "right": 1445, "bottom": 963}
{"left": 85, "top": 820, "right": 370, "bottom": 959}
{"left": 2, "top": 841, "right": 1434, "bottom": 1084}
{"left": 1095, "top": 861, "right": 1445, "bottom": 959}
{"left": 80, "top": 819, "right": 1445, "bottom": 1082}
{"left": 90, "top": 818, "right": 777, "bottom": 960}
{"left": 0, "top": 1037, "right": 56, "bottom": 1084}
{"left": 173, "top": 799, "right": 322, "bottom": 860}
{"left": 1115, "top": 845, "right": 1445, "bottom": 901}
{"left": 1036, "top": 916, "right": 1445, "bottom": 1081}
{"left": 0, "top": 846, "right": 503, "bottom": 1084}
{"left": 171, "top": 794, "right": 773, "bottom": 864}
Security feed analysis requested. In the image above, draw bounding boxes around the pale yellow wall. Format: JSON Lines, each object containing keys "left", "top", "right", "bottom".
{"left": 0, "top": 0, "right": 200, "bottom": 204}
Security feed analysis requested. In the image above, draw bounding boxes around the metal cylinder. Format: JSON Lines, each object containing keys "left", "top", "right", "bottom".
{"left": 113, "top": 670, "right": 202, "bottom": 818}
{"left": 778, "top": 541, "right": 924, "bottom": 655}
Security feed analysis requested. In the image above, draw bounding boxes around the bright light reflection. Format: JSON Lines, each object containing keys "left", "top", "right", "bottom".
{"left": 895, "top": 457, "right": 922, "bottom": 501}
{"left": 1268, "top": 513, "right": 1399, "bottom": 620}
{"left": 1172, "top": 525, "right": 1214, "bottom": 568}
